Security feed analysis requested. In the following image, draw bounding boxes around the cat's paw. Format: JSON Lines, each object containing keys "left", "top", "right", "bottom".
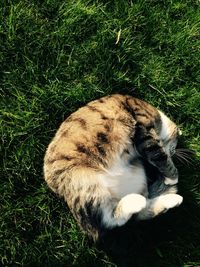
{"left": 153, "top": 194, "right": 183, "bottom": 216}
{"left": 158, "top": 194, "right": 183, "bottom": 210}
{"left": 164, "top": 177, "right": 178, "bottom": 185}
{"left": 121, "top": 194, "right": 147, "bottom": 215}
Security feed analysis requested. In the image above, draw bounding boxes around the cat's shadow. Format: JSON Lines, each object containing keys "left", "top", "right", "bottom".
{"left": 98, "top": 213, "right": 180, "bottom": 266}
{"left": 97, "top": 162, "right": 200, "bottom": 267}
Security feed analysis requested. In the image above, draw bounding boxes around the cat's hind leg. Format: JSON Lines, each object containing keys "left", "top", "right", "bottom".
{"left": 137, "top": 193, "right": 183, "bottom": 220}
{"left": 103, "top": 193, "right": 147, "bottom": 228}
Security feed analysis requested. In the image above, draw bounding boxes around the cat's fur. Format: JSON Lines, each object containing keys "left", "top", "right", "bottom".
{"left": 44, "top": 94, "right": 183, "bottom": 240}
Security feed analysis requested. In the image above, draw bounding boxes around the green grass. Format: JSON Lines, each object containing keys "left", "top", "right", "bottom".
{"left": 1, "top": 0, "right": 200, "bottom": 266}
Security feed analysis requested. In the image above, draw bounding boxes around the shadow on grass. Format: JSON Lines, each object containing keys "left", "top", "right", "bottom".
{"left": 97, "top": 161, "right": 200, "bottom": 267}
{"left": 98, "top": 204, "right": 199, "bottom": 267}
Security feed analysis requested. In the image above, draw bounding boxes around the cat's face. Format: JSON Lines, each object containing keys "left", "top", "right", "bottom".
{"left": 158, "top": 110, "right": 182, "bottom": 157}
{"left": 164, "top": 128, "right": 182, "bottom": 157}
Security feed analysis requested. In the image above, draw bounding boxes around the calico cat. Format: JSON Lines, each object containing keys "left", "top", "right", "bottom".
{"left": 44, "top": 94, "right": 183, "bottom": 240}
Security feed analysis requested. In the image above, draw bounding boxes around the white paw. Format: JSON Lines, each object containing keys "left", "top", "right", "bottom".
{"left": 164, "top": 177, "right": 178, "bottom": 185}
{"left": 121, "top": 194, "right": 147, "bottom": 215}
{"left": 159, "top": 194, "right": 183, "bottom": 209}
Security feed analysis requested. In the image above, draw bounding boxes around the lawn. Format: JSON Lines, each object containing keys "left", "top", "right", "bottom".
{"left": 1, "top": 0, "right": 200, "bottom": 266}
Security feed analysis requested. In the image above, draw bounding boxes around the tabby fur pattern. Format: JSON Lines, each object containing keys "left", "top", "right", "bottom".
{"left": 44, "top": 94, "right": 183, "bottom": 240}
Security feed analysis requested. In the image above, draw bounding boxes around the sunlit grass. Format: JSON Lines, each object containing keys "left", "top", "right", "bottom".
{"left": 1, "top": 0, "right": 200, "bottom": 266}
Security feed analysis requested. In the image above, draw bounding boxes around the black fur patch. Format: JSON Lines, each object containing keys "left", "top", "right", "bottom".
{"left": 60, "top": 155, "right": 73, "bottom": 161}
{"left": 95, "top": 143, "right": 106, "bottom": 156}
{"left": 151, "top": 152, "right": 167, "bottom": 162}
{"left": 60, "top": 130, "right": 69, "bottom": 137}
{"left": 146, "top": 123, "right": 154, "bottom": 130}
{"left": 97, "top": 132, "right": 109, "bottom": 143}
{"left": 138, "top": 134, "right": 154, "bottom": 143}
{"left": 121, "top": 98, "right": 136, "bottom": 119}
{"left": 145, "top": 144, "right": 161, "bottom": 153}
{"left": 65, "top": 117, "right": 87, "bottom": 130}
{"left": 85, "top": 200, "right": 102, "bottom": 228}
{"left": 135, "top": 112, "right": 149, "bottom": 118}
{"left": 77, "top": 143, "right": 90, "bottom": 155}
{"left": 118, "top": 117, "right": 133, "bottom": 127}
{"left": 47, "top": 154, "right": 73, "bottom": 164}
{"left": 87, "top": 105, "right": 107, "bottom": 119}
{"left": 101, "top": 115, "right": 109, "bottom": 120}
{"left": 98, "top": 99, "right": 105, "bottom": 103}
{"left": 54, "top": 168, "right": 67, "bottom": 175}
{"left": 77, "top": 198, "right": 103, "bottom": 238}
{"left": 124, "top": 149, "right": 130, "bottom": 154}
{"left": 87, "top": 105, "right": 100, "bottom": 113}
{"left": 104, "top": 123, "right": 112, "bottom": 132}
{"left": 73, "top": 117, "right": 87, "bottom": 129}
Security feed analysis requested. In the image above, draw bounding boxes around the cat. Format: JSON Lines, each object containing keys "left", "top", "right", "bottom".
{"left": 44, "top": 94, "right": 183, "bottom": 240}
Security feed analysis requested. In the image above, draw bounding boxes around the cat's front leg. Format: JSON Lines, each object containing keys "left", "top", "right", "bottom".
{"left": 162, "top": 158, "right": 178, "bottom": 185}
{"left": 155, "top": 156, "right": 178, "bottom": 185}
{"left": 134, "top": 125, "right": 178, "bottom": 185}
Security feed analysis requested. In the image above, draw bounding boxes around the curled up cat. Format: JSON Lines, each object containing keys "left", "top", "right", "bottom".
{"left": 44, "top": 94, "right": 183, "bottom": 240}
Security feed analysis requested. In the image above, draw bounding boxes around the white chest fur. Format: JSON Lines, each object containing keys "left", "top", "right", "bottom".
{"left": 99, "top": 155, "right": 147, "bottom": 199}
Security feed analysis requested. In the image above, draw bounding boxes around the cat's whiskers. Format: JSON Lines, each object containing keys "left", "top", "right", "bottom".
{"left": 175, "top": 153, "right": 192, "bottom": 165}
{"left": 174, "top": 148, "right": 195, "bottom": 166}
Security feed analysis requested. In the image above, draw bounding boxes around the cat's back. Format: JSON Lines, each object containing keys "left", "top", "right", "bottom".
{"left": 44, "top": 95, "right": 133, "bottom": 168}
{"left": 44, "top": 94, "right": 159, "bottom": 192}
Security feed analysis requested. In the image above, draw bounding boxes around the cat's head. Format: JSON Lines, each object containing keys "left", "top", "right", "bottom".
{"left": 158, "top": 111, "right": 182, "bottom": 157}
